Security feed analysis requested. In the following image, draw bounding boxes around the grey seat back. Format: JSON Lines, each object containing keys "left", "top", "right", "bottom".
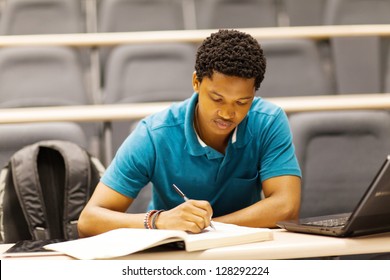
{"left": 194, "top": 0, "right": 279, "bottom": 29}
{"left": 259, "top": 39, "right": 334, "bottom": 97}
{"left": 0, "top": 0, "right": 86, "bottom": 35}
{"left": 289, "top": 110, "right": 390, "bottom": 218}
{"left": 103, "top": 42, "right": 195, "bottom": 158}
{"left": 98, "top": 0, "right": 185, "bottom": 32}
{"left": 0, "top": 47, "right": 90, "bottom": 107}
{"left": 0, "top": 46, "right": 99, "bottom": 158}
{"left": 97, "top": 0, "right": 187, "bottom": 71}
{"left": 324, "top": 0, "right": 390, "bottom": 94}
{"left": 284, "top": 0, "right": 328, "bottom": 26}
{"left": 0, "top": 122, "right": 88, "bottom": 169}
{"left": 104, "top": 43, "right": 195, "bottom": 104}
{"left": 0, "top": 0, "right": 92, "bottom": 100}
{"left": 324, "top": 0, "right": 390, "bottom": 25}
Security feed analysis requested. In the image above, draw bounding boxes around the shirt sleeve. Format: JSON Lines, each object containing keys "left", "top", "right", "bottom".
{"left": 259, "top": 108, "right": 302, "bottom": 182}
{"left": 101, "top": 120, "right": 156, "bottom": 198}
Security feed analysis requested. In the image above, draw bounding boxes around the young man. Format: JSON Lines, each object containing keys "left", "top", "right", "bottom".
{"left": 78, "top": 29, "right": 301, "bottom": 237}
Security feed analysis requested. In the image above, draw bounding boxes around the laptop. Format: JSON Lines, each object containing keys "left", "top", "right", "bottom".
{"left": 277, "top": 155, "right": 390, "bottom": 237}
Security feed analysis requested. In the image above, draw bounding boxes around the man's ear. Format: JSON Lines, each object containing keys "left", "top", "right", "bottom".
{"left": 192, "top": 71, "right": 200, "bottom": 92}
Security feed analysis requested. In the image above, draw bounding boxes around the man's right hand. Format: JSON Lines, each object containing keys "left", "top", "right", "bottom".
{"left": 155, "top": 200, "right": 213, "bottom": 233}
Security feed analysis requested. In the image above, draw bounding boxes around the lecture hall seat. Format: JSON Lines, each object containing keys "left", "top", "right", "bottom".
{"left": 0, "top": 0, "right": 100, "bottom": 156}
{"left": 283, "top": 0, "right": 328, "bottom": 26}
{"left": 97, "top": 0, "right": 187, "bottom": 72}
{"left": 0, "top": 46, "right": 100, "bottom": 157}
{"left": 0, "top": 0, "right": 86, "bottom": 35}
{"left": 103, "top": 42, "right": 196, "bottom": 156}
{"left": 323, "top": 0, "right": 390, "bottom": 94}
{"left": 259, "top": 38, "right": 335, "bottom": 98}
{"left": 0, "top": 122, "right": 88, "bottom": 170}
{"left": 194, "top": 0, "right": 279, "bottom": 29}
{"left": 289, "top": 110, "right": 390, "bottom": 218}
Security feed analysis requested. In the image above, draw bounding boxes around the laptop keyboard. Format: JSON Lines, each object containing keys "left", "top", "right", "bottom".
{"left": 302, "top": 216, "right": 349, "bottom": 227}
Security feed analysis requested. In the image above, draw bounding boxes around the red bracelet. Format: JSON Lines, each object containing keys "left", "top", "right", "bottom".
{"left": 151, "top": 210, "right": 165, "bottom": 229}
{"left": 143, "top": 210, "right": 157, "bottom": 229}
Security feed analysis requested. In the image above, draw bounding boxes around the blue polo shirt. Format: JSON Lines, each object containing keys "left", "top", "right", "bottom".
{"left": 102, "top": 93, "right": 301, "bottom": 217}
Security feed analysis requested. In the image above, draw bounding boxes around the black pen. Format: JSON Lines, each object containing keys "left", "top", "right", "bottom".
{"left": 172, "top": 184, "right": 216, "bottom": 230}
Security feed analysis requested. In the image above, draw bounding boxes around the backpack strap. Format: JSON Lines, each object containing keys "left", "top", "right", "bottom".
{"left": 10, "top": 140, "right": 91, "bottom": 240}
{"left": 0, "top": 166, "right": 9, "bottom": 241}
{"left": 40, "top": 140, "right": 91, "bottom": 240}
{"left": 11, "top": 143, "right": 49, "bottom": 240}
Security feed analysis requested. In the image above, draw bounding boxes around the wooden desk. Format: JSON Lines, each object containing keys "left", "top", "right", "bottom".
{"left": 1, "top": 25, "right": 390, "bottom": 47}
{"left": 1, "top": 229, "right": 390, "bottom": 260}
{"left": 0, "top": 94, "right": 390, "bottom": 124}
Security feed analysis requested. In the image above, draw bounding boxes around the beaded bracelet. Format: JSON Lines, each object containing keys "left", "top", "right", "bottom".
{"left": 151, "top": 210, "right": 165, "bottom": 229}
{"left": 143, "top": 210, "right": 157, "bottom": 229}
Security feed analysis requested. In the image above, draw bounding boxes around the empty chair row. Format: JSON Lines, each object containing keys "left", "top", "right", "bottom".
{"left": 100, "top": 39, "right": 390, "bottom": 154}
{"left": 3, "top": 110, "right": 390, "bottom": 260}
{"left": 0, "top": 0, "right": 282, "bottom": 34}
{"left": 1, "top": 39, "right": 390, "bottom": 108}
{"left": 286, "top": 0, "right": 390, "bottom": 26}
{"left": 0, "top": 0, "right": 282, "bottom": 35}
{"left": 2, "top": 0, "right": 390, "bottom": 36}
{"left": 102, "top": 38, "right": 390, "bottom": 101}
{"left": 103, "top": 39, "right": 334, "bottom": 105}
{"left": 1, "top": 0, "right": 389, "bottom": 97}
{"left": 0, "top": 40, "right": 333, "bottom": 109}
{"left": 100, "top": 39, "right": 336, "bottom": 154}
{"left": 285, "top": 0, "right": 390, "bottom": 93}
{"left": 1, "top": 1, "right": 389, "bottom": 98}
{"left": 1, "top": 39, "right": 390, "bottom": 107}
{"left": 0, "top": 39, "right": 389, "bottom": 157}
{"left": 2, "top": 109, "right": 390, "bottom": 218}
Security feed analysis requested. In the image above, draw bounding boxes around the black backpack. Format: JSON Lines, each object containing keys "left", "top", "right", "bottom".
{"left": 0, "top": 140, "right": 105, "bottom": 243}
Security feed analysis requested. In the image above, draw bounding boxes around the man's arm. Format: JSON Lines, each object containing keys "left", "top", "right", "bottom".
{"left": 213, "top": 175, "right": 301, "bottom": 228}
{"left": 77, "top": 182, "right": 214, "bottom": 237}
{"left": 77, "top": 182, "right": 142, "bottom": 237}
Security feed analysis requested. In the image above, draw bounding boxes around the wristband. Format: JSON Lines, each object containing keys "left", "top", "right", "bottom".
{"left": 143, "top": 210, "right": 157, "bottom": 229}
{"left": 151, "top": 210, "right": 165, "bottom": 229}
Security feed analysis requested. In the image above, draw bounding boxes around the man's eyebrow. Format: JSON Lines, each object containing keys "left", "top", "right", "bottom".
{"left": 209, "top": 91, "right": 253, "bottom": 100}
{"left": 209, "top": 91, "right": 222, "bottom": 97}
{"left": 238, "top": 96, "right": 254, "bottom": 100}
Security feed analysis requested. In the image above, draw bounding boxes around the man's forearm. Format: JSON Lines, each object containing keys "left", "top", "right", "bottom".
{"left": 213, "top": 194, "right": 300, "bottom": 228}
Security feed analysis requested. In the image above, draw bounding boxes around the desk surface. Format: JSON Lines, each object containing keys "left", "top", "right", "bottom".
{"left": 2, "top": 229, "right": 390, "bottom": 260}
{"left": 1, "top": 25, "right": 390, "bottom": 47}
{"left": 1, "top": 94, "right": 390, "bottom": 124}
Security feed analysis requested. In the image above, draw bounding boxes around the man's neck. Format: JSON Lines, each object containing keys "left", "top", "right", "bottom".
{"left": 194, "top": 107, "right": 230, "bottom": 154}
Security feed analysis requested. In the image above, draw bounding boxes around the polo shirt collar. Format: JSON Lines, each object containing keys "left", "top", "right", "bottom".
{"left": 184, "top": 93, "right": 253, "bottom": 157}
{"left": 184, "top": 93, "right": 206, "bottom": 156}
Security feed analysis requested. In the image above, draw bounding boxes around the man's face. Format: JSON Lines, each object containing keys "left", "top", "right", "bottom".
{"left": 192, "top": 71, "right": 255, "bottom": 138}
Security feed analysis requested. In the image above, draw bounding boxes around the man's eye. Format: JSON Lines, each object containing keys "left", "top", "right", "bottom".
{"left": 237, "top": 101, "right": 247, "bottom": 106}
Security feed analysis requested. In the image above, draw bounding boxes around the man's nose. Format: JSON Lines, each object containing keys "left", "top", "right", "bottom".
{"left": 217, "top": 105, "right": 235, "bottom": 119}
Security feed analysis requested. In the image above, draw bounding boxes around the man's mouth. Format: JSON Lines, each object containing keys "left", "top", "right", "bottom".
{"left": 214, "top": 119, "right": 234, "bottom": 130}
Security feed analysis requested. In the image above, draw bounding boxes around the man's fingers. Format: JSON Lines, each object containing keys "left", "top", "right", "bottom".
{"left": 185, "top": 200, "right": 213, "bottom": 220}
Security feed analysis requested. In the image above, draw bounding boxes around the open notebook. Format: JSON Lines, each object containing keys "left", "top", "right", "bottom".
{"left": 43, "top": 222, "right": 272, "bottom": 259}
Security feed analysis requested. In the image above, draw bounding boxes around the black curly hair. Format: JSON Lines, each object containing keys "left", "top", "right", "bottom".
{"left": 195, "top": 29, "right": 266, "bottom": 91}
